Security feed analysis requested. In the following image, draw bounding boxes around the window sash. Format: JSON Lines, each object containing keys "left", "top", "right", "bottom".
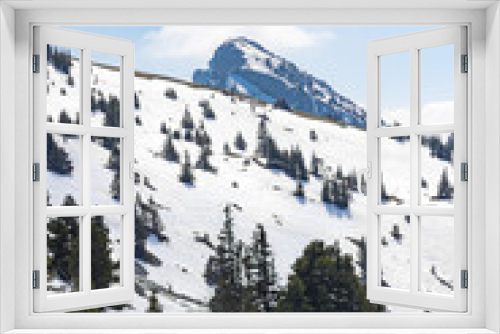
{"left": 32, "top": 25, "right": 135, "bottom": 313}
{"left": 366, "top": 26, "right": 468, "bottom": 312}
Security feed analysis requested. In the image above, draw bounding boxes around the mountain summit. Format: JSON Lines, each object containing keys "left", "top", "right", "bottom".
{"left": 193, "top": 37, "right": 366, "bottom": 129}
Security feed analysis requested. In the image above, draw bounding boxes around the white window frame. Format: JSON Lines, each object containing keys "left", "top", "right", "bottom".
{"left": 32, "top": 26, "right": 136, "bottom": 312}
{"left": 0, "top": 3, "right": 498, "bottom": 333}
{"left": 366, "top": 26, "right": 467, "bottom": 312}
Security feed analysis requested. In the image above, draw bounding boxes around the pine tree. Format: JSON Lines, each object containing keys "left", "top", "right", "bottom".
{"left": 181, "top": 106, "right": 194, "bottom": 130}
{"left": 276, "top": 276, "right": 311, "bottom": 312}
{"left": 276, "top": 240, "right": 386, "bottom": 312}
{"left": 293, "top": 165, "right": 305, "bottom": 198}
{"left": 47, "top": 133, "right": 73, "bottom": 175}
{"left": 310, "top": 152, "right": 321, "bottom": 178}
{"left": 335, "top": 165, "right": 343, "bottom": 181}
{"left": 247, "top": 224, "right": 278, "bottom": 312}
{"left": 347, "top": 169, "right": 358, "bottom": 192}
{"left": 134, "top": 92, "right": 141, "bottom": 109}
{"left": 234, "top": 131, "right": 247, "bottom": 151}
{"left": 196, "top": 145, "right": 215, "bottom": 172}
{"left": 91, "top": 216, "right": 119, "bottom": 290}
{"left": 47, "top": 196, "right": 80, "bottom": 293}
{"left": 321, "top": 178, "right": 332, "bottom": 204}
{"left": 289, "top": 146, "right": 308, "bottom": 181}
{"left": 257, "top": 118, "right": 267, "bottom": 140}
{"left": 179, "top": 151, "right": 195, "bottom": 185}
{"left": 104, "top": 95, "right": 120, "bottom": 128}
{"left": 380, "top": 174, "right": 389, "bottom": 203}
{"left": 223, "top": 142, "right": 231, "bottom": 156}
{"left": 110, "top": 171, "right": 120, "bottom": 202}
{"left": 332, "top": 179, "right": 351, "bottom": 210}
{"left": 160, "top": 122, "right": 168, "bottom": 135}
{"left": 347, "top": 236, "right": 371, "bottom": 286}
{"left": 200, "top": 100, "right": 216, "bottom": 119}
{"left": 161, "top": 134, "right": 179, "bottom": 162}
{"left": 59, "top": 110, "right": 73, "bottom": 124}
{"left": 435, "top": 168, "right": 454, "bottom": 200}
{"left": 208, "top": 205, "right": 245, "bottom": 312}
{"left": 147, "top": 291, "right": 163, "bottom": 313}
{"left": 184, "top": 129, "right": 193, "bottom": 142}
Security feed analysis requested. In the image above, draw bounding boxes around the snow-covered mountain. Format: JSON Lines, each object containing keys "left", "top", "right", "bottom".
{"left": 45, "top": 44, "right": 454, "bottom": 313}
{"left": 193, "top": 37, "right": 367, "bottom": 129}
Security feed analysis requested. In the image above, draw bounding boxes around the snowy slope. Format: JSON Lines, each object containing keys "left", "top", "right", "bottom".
{"left": 45, "top": 53, "right": 455, "bottom": 313}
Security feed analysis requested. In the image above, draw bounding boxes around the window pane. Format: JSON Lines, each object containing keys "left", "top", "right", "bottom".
{"left": 91, "top": 137, "right": 121, "bottom": 205}
{"left": 91, "top": 52, "right": 121, "bottom": 127}
{"left": 420, "top": 45, "right": 454, "bottom": 125}
{"left": 47, "top": 216, "right": 80, "bottom": 295}
{"left": 91, "top": 215, "right": 122, "bottom": 290}
{"left": 380, "top": 215, "right": 410, "bottom": 290}
{"left": 47, "top": 133, "right": 81, "bottom": 206}
{"left": 420, "top": 216, "right": 454, "bottom": 296}
{"left": 380, "top": 137, "right": 411, "bottom": 205}
{"left": 380, "top": 51, "right": 410, "bottom": 127}
{"left": 47, "top": 45, "right": 81, "bottom": 124}
{"left": 420, "top": 133, "right": 454, "bottom": 206}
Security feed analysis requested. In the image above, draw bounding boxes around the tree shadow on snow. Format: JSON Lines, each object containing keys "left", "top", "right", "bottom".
{"left": 323, "top": 202, "right": 352, "bottom": 219}
{"left": 294, "top": 196, "right": 307, "bottom": 205}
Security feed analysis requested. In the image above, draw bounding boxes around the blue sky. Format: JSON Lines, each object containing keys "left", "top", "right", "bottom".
{"left": 65, "top": 25, "right": 452, "bottom": 109}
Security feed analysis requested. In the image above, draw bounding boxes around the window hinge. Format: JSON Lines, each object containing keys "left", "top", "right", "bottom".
{"left": 461, "top": 54, "right": 468, "bottom": 74}
{"left": 33, "top": 163, "right": 40, "bottom": 182}
{"left": 461, "top": 162, "right": 468, "bottom": 182}
{"left": 33, "top": 270, "right": 40, "bottom": 289}
{"left": 461, "top": 270, "right": 468, "bottom": 289}
{"left": 33, "top": 54, "right": 40, "bottom": 73}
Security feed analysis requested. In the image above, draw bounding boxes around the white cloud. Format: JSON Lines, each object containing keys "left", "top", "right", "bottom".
{"left": 142, "top": 26, "right": 335, "bottom": 59}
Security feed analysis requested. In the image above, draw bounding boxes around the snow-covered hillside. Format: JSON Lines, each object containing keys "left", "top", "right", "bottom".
{"left": 45, "top": 46, "right": 455, "bottom": 313}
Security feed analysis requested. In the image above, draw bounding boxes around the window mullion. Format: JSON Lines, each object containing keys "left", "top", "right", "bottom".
{"left": 410, "top": 47, "right": 420, "bottom": 295}
{"left": 82, "top": 48, "right": 92, "bottom": 293}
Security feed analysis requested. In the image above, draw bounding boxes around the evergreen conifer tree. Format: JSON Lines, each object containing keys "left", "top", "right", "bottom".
{"left": 293, "top": 166, "right": 305, "bottom": 198}
{"left": 59, "top": 110, "right": 73, "bottom": 124}
{"left": 223, "top": 142, "right": 231, "bottom": 156}
{"left": 310, "top": 152, "right": 321, "bottom": 178}
{"left": 208, "top": 205, "right": 245, "bottom": 312}
{"left": 332, "top": 179, "right": 350, "bottom": 210}
{"left": 247, "top": 224, "right": 279, "bottom": 312}
{"left": 179, "top": 151, "right": 195, "bottom": 185}
{"left": 47, "top": 196, "right": 79, "bottom": 292}
{"left": 321, "top": 178, "right": 332, "bottom": 204}
{"left": 47, "top": 133, "right": 73, "bottom": 175}
{"left": 181, "top": 106, "right": 194, "bottom": 130}
{"left": 276, "top": 240, "right": 386, "bottom": 312}
{"left": 104, "top": 95, "right": 120, "bottom": 128}
{"left": 91, "top": 216, "right": 120, "bottom": 290}
{"left": 257, "top": 118, "right": 267, "bottom": 140}
{"left": 234, "top": 131, "right": 247, "bottom": 151}
{"left": 147, "top": 291, "right": 163, "bottom": 313}
{"left": 161, "top": 134, "right": 179, "bottom": 162}
{"left": 435, "top": 168, "right": 453, "bottom": 200}
{"left": 196, "top": 145, "right": 215, "bottom": 172}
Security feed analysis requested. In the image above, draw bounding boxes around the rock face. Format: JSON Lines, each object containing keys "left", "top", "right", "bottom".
{"left": 193, "top": 37, "right": 367, "bottom": 129}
